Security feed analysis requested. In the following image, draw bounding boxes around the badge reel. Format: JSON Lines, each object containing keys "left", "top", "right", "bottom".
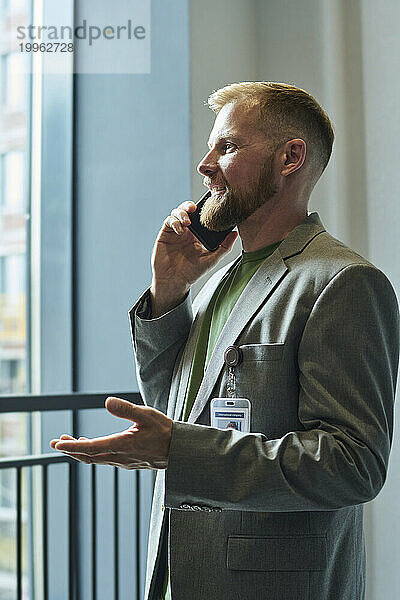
{"left": 210, "top": 346, "right": 251, "bottom": 432}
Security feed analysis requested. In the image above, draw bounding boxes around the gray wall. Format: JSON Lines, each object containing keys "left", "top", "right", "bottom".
{"left": 360, "top": 1, "right": 400, "bottom": 595}
{"left": 190, "top": 0, "right": 399, "bottom": 597}
{"left": 75, "top": 1, "right": 191, "bottom": 394}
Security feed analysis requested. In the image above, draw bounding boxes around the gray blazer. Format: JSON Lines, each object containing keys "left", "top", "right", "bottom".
{"left": 129, "top": 212, "right": 399, "bottom": 600}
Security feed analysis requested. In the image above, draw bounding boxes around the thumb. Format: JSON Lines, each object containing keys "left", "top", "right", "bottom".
{"left": 105, "top": 396, "right": 146, "bottom": 425}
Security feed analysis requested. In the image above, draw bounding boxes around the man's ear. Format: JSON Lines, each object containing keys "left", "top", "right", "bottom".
{"left": 281, "top": 138, "right": 306, "bottom": 176}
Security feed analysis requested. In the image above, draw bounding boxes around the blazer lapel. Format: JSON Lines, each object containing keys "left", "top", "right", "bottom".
{"left": 173, "top": 257, "right": 241, "bottom": 421}
{"left": 187, "top": 212, "right": 326, "bottom": 423}
{"left": 187, "top": 253, "right": 287, "bottom": 423}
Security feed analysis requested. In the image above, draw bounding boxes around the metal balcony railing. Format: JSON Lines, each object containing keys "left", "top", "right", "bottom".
{"left": 0, "top": 392, "right": 147, "bottom": 600}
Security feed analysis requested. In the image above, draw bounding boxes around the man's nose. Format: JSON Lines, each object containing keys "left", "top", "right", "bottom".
{"left": 197, "top": 150, "right": 218, "bottom": 177}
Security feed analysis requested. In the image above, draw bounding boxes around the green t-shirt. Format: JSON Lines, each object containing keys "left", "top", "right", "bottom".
{"left": 163, "top": 238, "right": 283, "bottom": 599}
{"left": 183, "top": 239, "right": 282, "bottom": 421}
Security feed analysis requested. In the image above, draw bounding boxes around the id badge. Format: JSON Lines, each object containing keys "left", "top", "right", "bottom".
{"left": 210, "top": 398, "right": 251, "bottom": 432}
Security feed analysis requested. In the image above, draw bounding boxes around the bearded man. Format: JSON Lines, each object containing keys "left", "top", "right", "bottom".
{"left": 52, "top": 82, "right": 399, "bottom": 600}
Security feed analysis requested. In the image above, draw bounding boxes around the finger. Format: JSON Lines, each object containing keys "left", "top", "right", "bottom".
{"left": 64, "top": 453, "right": 124, "bottom": 467}
{"left": 50, "top": 433, "right": 75, "bottom": 449}
{"left": 164, "top": 215, "right": 184, "bottom": 235}
{"left": 59, "top": 451, "right": 141, "bottom": 469}
{"left": 171, "top": 208, "right": 191, "bottom": 226}
{"left": 59, "top": 451, "right": 113, "bottom": 464}
{"left": 54, "top": 430, "right": 126, "bottom": 455}
{"left": 177, "top": 201, "right": 197, "bottom": 213}
{"left": 60, "top": 452, "right": 93, "bottom": 464}
{"left": 105, "top": 397, "right": 150, "bottom": 425}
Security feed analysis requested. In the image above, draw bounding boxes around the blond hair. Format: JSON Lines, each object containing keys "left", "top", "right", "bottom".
{"left": 208, "top": 81, "right": 334, "bottom": 179}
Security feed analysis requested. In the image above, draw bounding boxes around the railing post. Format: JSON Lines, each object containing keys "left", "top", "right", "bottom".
{"left": 91, "top": 464, "right": 97, "bottom": 600}
{"left": 42, "top": 463, "right": 48, "bottom": 600}
{"left": 114, "top": 467, "right": 119, "bottom": 600}
{"left": 16, "top": 467, "right": 22, "bottom": 600}
{"left": 69, "top": 460, "right": 79, "bottom": 600}
{"left": 136, "top": 471, "right": 141, "bottom": 600}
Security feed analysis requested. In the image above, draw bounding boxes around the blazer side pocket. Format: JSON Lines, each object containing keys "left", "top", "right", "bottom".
{"left": 239, "top": 343, "right": 285, "bottom": 362}
{"left": 227, "top": 534, "right": 327, "bottom": 572}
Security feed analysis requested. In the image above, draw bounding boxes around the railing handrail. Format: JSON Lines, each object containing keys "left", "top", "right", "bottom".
{"left": 0, "top": 391, "right": 142, "bottom": 413}
{"left": 0, "top": 390, "right": 146, "bottom": 599}
{"left": 0, "top": 453, "right": 74, "bottom": 469}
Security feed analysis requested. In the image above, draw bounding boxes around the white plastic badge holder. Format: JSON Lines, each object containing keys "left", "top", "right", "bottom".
{"left": 210, "top": 397, "right": 251, "bottom": 432}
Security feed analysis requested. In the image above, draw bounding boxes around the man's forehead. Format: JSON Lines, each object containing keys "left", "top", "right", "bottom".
{"left": 207, "top": 101, "right": 263, "bottom": 145}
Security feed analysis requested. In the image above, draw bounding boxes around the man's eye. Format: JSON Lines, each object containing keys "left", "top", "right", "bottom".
{"left": 223, "top": 143, "right": 236, "bottom": 152}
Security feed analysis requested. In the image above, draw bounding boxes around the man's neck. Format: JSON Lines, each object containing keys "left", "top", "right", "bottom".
{"left": 238, "top": 198, "right": 308, "bottom": 253}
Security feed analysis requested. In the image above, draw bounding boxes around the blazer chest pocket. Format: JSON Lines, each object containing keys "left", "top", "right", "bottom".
{"left": 239, "top": 343, "right": 285, "bottom": 362}
{"left": 227, "top": 534, "right": 327, "bottom": 571}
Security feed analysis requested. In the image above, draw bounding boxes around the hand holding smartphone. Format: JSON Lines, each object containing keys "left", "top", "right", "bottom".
{"left": 188, "top": 190, "right": 235, "bottom": 252}
{"left": 149, "top": 193, "right": 238, "bottom": 317}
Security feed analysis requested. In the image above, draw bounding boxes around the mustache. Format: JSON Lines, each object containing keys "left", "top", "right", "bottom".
{"left": 203, "top": 177, "right": 228, "bottom": 189}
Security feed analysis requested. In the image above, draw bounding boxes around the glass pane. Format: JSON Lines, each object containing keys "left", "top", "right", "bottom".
{"left": 3, "top": 151, "right": 25, "bottom": 207}
{"left": 0, "top": 468, "right": 29, "bottom": 599}
{"left": 0, "top": 0, "right": 30, "bottom": 397}
{"left": 0, "top": 1, "right": 31, "bottom": 598}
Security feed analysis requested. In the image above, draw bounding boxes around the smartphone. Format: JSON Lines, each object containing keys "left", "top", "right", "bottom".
{"left": 187, "top": 190, "right": 235, "bottom": 252}
{"left": 210, "top": 398, "right": 251, "bottom": 432}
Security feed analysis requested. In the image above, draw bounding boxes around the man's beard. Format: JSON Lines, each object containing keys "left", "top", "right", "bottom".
{"left": 200, "top": 154, "right": 278, "bottom": 232}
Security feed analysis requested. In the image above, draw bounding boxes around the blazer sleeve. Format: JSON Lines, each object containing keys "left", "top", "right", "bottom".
{"left": 129, "top": 288, "right": 193, "bottom": 414}
{"left": 164, "top": 264, "right": 400, "bottom": 512}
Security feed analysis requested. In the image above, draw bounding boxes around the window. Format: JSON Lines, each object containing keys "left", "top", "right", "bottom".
{"left": 0, "top": 2, "right": 29, "bottom": 395}
{"left": 0, "top": 1, "right": 31, "bottom": 597}
{"left": 0, "top": 0, "right": 30, "bottom": 394}
{"left": 2, "top": 53, "right": 28, "bottom": 110}
{"left": 2, "top": 151, "right": 26, "bottom": 208}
